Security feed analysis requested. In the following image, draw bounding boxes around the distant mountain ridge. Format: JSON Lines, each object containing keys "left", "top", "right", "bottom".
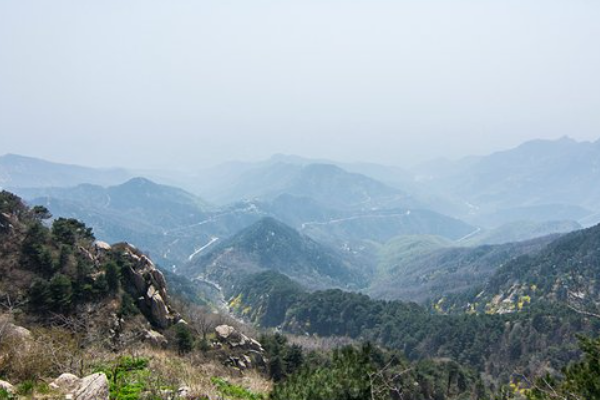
{"left": 184, "top": 217, "right": 367, "bottom": 292}
{"left": 414, "top": 137, "right": 600, "bottom": 224}
{"left": 368, "top": 234, "right": 559, "bottom": 303}
{"left": 0, "top": 153, "right": 132, "bottom": 189}
{"left": 202, "top": 161, "right": 417, "bottom": 210}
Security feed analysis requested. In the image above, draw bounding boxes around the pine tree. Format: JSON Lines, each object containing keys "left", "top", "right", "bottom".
{"left": 175, "top": 325, "right": 194, "bottom": 355}
{"left": 48, "top": 274, "right": 73, "bottom": 313}
{"left": 105, "top": 262, "right": 121, "bottom": 295}
{"left": 28, "top": 279, "right": 50, "bottom": 312}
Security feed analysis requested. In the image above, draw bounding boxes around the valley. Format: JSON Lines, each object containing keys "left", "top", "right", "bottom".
{"left": 1, "top": 138, "right": 600, "bottom": 399}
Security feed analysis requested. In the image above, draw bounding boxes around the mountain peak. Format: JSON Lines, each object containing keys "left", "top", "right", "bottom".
{"left": 120, "top": 177, "right": 159, "bottom": 188}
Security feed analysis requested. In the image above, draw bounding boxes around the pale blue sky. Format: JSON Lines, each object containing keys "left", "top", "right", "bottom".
{"left": 1, "top": 1, "right": 599, "bottom": 169}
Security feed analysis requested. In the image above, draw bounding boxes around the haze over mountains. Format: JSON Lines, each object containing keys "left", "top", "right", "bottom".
{"left": 2, "top": 136, "right": 597, "bottom": 303}
{"left": 3, "top": 1, "right": 600, "bottom": 397}
{"left": 3, "top": 136, "right": 600, "bottom": 399}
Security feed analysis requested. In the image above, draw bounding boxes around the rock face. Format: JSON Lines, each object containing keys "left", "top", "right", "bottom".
{"left": 215, "top": 325, "right": 266, "bottom": 370}
{"left": 73, "top": 373, "right": 109, "bottom": 400}
{"left": 113, "top": 243, "right": 180, "bottom": 329}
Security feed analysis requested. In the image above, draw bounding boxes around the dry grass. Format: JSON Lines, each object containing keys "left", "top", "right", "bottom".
{"left": 118, "top": 347, "right": 272, "bottom": 399}
{"left": 1, "top": 320, "right": 272, "bottom": 400}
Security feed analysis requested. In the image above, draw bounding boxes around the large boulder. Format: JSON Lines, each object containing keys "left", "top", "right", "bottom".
{"left": 215, "top": 325, "right": 235, "bottom": 340}
{"left": 143, "top": 329, "right": 168, "bottom": 347}
{"left": 50, "top": 373, "right": 81, "bottom": 392}
{"left": 93, "top": 241, "right": 112, "bottom": 253}
{"left": 215, "top": 325, "right": 264, "bottom": 353}
{"left": 112, "top": 243, "right": 180, "bottom": 329}
{"left": 72, "top": 373, "right": 109, "bottom": 400}
{"left": 4, "top": 322, "right": 33, "bottom": 343}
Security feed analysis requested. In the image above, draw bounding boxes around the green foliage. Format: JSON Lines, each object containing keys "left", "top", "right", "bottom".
{"left": 58, "top": 244, "right": 72, "bottom": 270}
{"left": 27, "top": 278, "right": 51, "bottom": 311}
{"left": 270, "top": 345, "right": 374, "bottom": 400}
{"left": 235, "top": 271, "right": 597, "bottom": 377}
{"left": 0, "top": 190, "right": 27, "bottom": 216}
{"left": 175, "top": 324, "right": 194, "bottom": 355}
{"left": 52, "top": 217, "right": 94, "bottom": 245}
{"left": 234, "top": 272, "right": 305, "bottom": 327}
{"left": 28, "top": 274, "right": 74, "bottom": 313}
{"left": 211, "top": 377, "right": 265, "bottom": 400}
{"left": 260, "top": 333, "right": 305, "bottom": 381}
{"left": 20, "top": 223, "right": 56, "bottom": 275}
{"left": 119, "top": 293, "right": 139, "bottom": 317}
{"left": 95, "top": 356, "right": 156, "bottom": 400}
{"left": 271, "top": 344, "right": 485, "bottom": 400}
{"left": 16, "top": 380, "right": 34, "bottom": 396}
{"left": 48, "top": 273, "right": 73, "bottom": 313}
{"left": 105, "top": 261, "right": 121, "bottom": 295}
{"left": 447, "top": 223, "right": 600, "bottom": 314}
{"left": 527, "top": 336, "right": 600, "bottom": 400}
{"left": 31, "top": 205, "right": 52, "bottom": 220}
{"left": 0, "top": 389, "right": 14, "bottom": 400}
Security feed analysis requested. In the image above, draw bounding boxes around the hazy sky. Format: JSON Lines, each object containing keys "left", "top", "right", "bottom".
{"left": 1, "top": 1, "right": 599, "bottom": 170}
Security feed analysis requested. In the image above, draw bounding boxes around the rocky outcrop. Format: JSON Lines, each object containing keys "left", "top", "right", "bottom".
{"left": 215, "top": 325, "right": 266, "bottom": 370}
{"left": 215, "top": 325, "right": 264, "bottom": 353}
{"left": 0, "top": 213, "right": 13, "bottom": 234}
{"left": 112, "top": 243, "right": 180, "bottom": 329}
{"left": 93, "top": 240, "right": 112, "bottom": 253}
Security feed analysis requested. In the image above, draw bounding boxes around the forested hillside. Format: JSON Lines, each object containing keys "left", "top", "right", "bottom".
{"left": 1, "top": 191, "right": 499, "bottom": 400}
{"left": 436, "top": 222, "right": 600, "bottom": 315}
{"left": 226, "top": 270, "right": 600, "bottom": 386}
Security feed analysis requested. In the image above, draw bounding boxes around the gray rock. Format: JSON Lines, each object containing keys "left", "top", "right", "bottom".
{"left": 113, "top": 243, "right": 179, "bottom": 329}
{"left": 242, "top": 355, "right": 253, "bottom": 369}
{"left": 5, "top": 323, "right": 33, "bottom": 342}
{"left": 72, "top": 373, "right": 109, "bottom": 400}
{"left": 143, "top": 329, "right": 168, "bottom": 347}
{"left": 94, "top": 241, "right": 112, "bottom": 252}
{"left": 177, "top": 385, "right": 191, "bottom": 398}
{"left": 50, "top": 373, "right": 80, "bottom": 392}
{"left": 215, "top": 325, "right": 265, "bottom": 356}
{"left": 215, "top": 325, "right": 235, "bottom": 340}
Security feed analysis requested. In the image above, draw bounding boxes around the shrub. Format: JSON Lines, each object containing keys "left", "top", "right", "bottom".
{"left": 211, "top": 377, "right": 265, "bottom": 400}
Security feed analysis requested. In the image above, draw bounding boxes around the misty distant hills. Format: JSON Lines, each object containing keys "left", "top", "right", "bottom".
{"left": 300, "top": 207, "right": 475, "bottom": 244}
{"left": 197, "top": 161, "right": 420, "bottom": 211}
{"left": 414, "top": 137, "right": 600, "bottom": 225}
{"left": 368, "top": 234, "right": 558, "bottom": 303}
{"left": 16, "top": 178, "right": 268, "bottom": 267}
{"left": 191, "top": 154, "right": 413, "bottom": 202}
{"left": 17, "top": 177, "right": 211, "bottom": 229}
{"left": 462, "top": 219, "right": 581, "bottom": 246}
{"left": 183, "top": 217, "right": 367, "bottom": 291}
{"left": 0, "top": 153, "right": 131, "bottom": 189}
